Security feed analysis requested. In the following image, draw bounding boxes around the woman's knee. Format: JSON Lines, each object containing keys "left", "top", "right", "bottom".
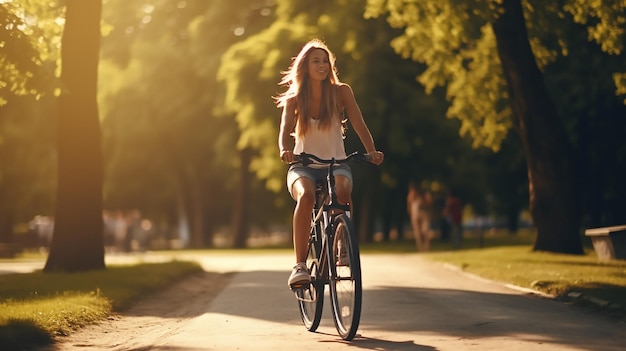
{"left": 335, "top": 175, "right": 352, "bottom": 204}
{"left": 293, "top": 179, "right": 315, "bottom": 206}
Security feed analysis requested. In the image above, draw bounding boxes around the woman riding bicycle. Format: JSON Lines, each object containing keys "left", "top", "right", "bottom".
{"left": 275, "top": 39, "right": 384, "bottom": 288}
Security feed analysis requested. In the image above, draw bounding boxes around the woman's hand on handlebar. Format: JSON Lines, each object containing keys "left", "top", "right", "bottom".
{"left": 366, "top": 151, "right": 384, "bottom": 165}
{"left": 280, "top": 149, "right": 294, "bottom": 163}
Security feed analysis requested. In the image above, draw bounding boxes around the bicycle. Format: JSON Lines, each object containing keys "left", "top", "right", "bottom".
{"left": 289, "top": 151, "right": 372, "bottom": 341}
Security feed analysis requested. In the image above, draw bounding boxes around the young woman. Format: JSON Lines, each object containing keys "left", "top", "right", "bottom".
{"left": 275, "top": 39, "right": 384, "bottom": 287}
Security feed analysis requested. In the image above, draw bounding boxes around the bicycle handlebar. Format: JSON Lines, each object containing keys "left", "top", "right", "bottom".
{"left": 291, "top": 152, "right": 372, "bottom": 166}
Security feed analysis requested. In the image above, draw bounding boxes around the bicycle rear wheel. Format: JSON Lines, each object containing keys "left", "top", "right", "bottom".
{"left": 296, "top": 233, "right": 324, "bottom": 331}
{"left": 329, "top": 214, "right": 362, "bottom": 340}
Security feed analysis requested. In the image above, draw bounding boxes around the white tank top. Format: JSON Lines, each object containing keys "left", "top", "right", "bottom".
{"left": 293, "top": 118, "right": 346, "bottom": 165}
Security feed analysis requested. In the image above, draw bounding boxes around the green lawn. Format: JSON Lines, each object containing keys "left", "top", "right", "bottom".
{"left": 425, "top": 246, "right": 626, "bottom": 308}
{"left": 0, "top": 260, "right": 203, "bottom": 350}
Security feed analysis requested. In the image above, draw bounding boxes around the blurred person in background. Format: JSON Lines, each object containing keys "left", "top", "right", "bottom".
{"left": 407, "top": 182, "right": 432, "bottom": 251}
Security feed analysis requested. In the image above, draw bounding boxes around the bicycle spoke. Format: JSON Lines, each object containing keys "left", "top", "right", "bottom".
{"left": 329, "top": 214, "right": 362, "bottom": 340}
{"left": 290, "top": 153, "right": 372, "bottom": 339}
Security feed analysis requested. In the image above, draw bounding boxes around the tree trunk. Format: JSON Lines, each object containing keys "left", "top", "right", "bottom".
{"left": 491, "top": 0, "right": 583, "bottom": 254}
{"left": 506, "top": 202, "right": 520, "bottom": 234}
{"left": 175, "top": 191, "right": 190, "bottom": 247}
{"left": 232, "top": 148, "right": 252, "bottom": 248}
{"left": 45, "top": 0, "right": 105, "bottom": 271}
{"left": 0, "top": 188, "right": 13, "bottom": 243}
{"left": 179, "top": 173, "right": 206, "bottom": 248}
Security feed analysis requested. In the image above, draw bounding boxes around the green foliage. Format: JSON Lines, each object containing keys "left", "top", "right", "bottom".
{"left": 365, "top": 0, "right": 626, "bottom": 151}
{"left": 218, "top": 18, "right": 316, "bottom": 192}
{"left": 563, "top": 0, "right": 626, "bottom": 55}
{"left": 365, "top": 0, "right": 626, "bottom": 232}
{"left": 100, "top": 0, "right": 234, "bottom": 221}
{"left": 2, "top": 0, "right": 526, "bottom": 243}
{"left": 11, "top": 0, "right": 623, "bottom": 246}
{"left": 0, "top": 0, "right": 63, "bottom": 106}
{"left": 99, "top": 0, "right": 281, "bottom": 240}
{"left": 365, "top": 0, "right": 511, "bottom": 150}
{"left": 217, "top": 0, "right": 499, "bottom": 235}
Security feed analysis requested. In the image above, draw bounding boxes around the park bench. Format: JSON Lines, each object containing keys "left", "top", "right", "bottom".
{"left": 585, "top": 224, "right": 626, "bottom": 260}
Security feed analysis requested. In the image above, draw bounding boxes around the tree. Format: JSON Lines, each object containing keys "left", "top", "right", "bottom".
{"left": 538, "top": 7, "right": 626, "bottom": 229}
{"left": 491, "top": 0, "right": 580, "bottom": 253}
{"left": 189, "top": 0, "right": 278, "bottom": 247}
{"left": 366, "top": 0, "right": 626, "bottom": 253}
{"left": 98, "top": 0, "right": 277, "bottom": 248}
{"left": 44, "top": 0, "right": 105, "bottom": 271}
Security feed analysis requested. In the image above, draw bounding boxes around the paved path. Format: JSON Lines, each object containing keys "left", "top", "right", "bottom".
{"left": 133, "top": 252, "right": 626, "bottom": 350}
{"left": 4, "top": 252, "right": 625, "bottom": 350}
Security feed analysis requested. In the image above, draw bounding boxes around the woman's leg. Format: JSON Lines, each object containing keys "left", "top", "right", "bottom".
{"left": 334, "top": 175, "right": 353, "bottom": 213}
{"left": 291, "top": 177, "right": 316, "bottom": 263}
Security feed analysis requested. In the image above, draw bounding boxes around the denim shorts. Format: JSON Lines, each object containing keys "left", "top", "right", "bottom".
{"left": 287, "top": 163, "right": 352, "bottom": 198}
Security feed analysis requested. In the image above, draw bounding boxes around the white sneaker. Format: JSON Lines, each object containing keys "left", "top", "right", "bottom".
{"left": 288, "top": 263, "right": 311, "bottom": 287}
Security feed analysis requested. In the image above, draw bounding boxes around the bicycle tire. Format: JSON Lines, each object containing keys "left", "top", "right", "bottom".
{"left": 296, "top": 227, "right": 324, "bottom": 331}
{"left": 328, "top": 214, "right": 362, "bottom": 340}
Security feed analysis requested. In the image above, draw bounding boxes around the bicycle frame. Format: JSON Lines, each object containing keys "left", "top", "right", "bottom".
{"left": 292, "top": 152, "right": 369, "bottom": 340}
{"left": 294, "top": 152, "right": 366, "bottom": 298}
{"left": 295, "top": 164, "right": 345, "bottom": 302}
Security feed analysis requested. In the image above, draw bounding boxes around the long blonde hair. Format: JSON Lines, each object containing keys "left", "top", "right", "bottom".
{"left": 275, "top": 39, "right": 341, "bottom": 138}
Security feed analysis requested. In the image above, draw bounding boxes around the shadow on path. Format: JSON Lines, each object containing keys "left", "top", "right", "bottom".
{"left": 119, "top": 269, "right": 624, "bottom": 351}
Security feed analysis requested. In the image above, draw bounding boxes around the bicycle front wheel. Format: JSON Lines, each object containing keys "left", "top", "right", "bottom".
{"left": 296, "top": 234, "right": 324, "bottom": 331}
{"left": 329, "top": 214, "right": 362, "bottom": 340}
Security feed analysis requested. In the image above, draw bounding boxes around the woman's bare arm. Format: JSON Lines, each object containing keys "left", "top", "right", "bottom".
{"left": 339, "top": 84, "right": 383, "bottom": 164}
{"left": 278, "top": 99, "right": 297, "bottom": 163}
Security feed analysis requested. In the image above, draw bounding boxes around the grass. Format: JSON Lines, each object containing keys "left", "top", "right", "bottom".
{"left": 426, "top": 246, "right": 626, "bottom": 305}
{"left": 0, "top": 260, "right": 203, "bottom": 349}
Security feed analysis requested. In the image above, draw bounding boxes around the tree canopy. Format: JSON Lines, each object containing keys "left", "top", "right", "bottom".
{"left": 2, "top": 0, "right": 625, "bottom": 254}
{"left": 366, "top": 0, "right": 626, "bottom": 150}
{"left": 366, "top": 0, "right": 626, "bottom": 252}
